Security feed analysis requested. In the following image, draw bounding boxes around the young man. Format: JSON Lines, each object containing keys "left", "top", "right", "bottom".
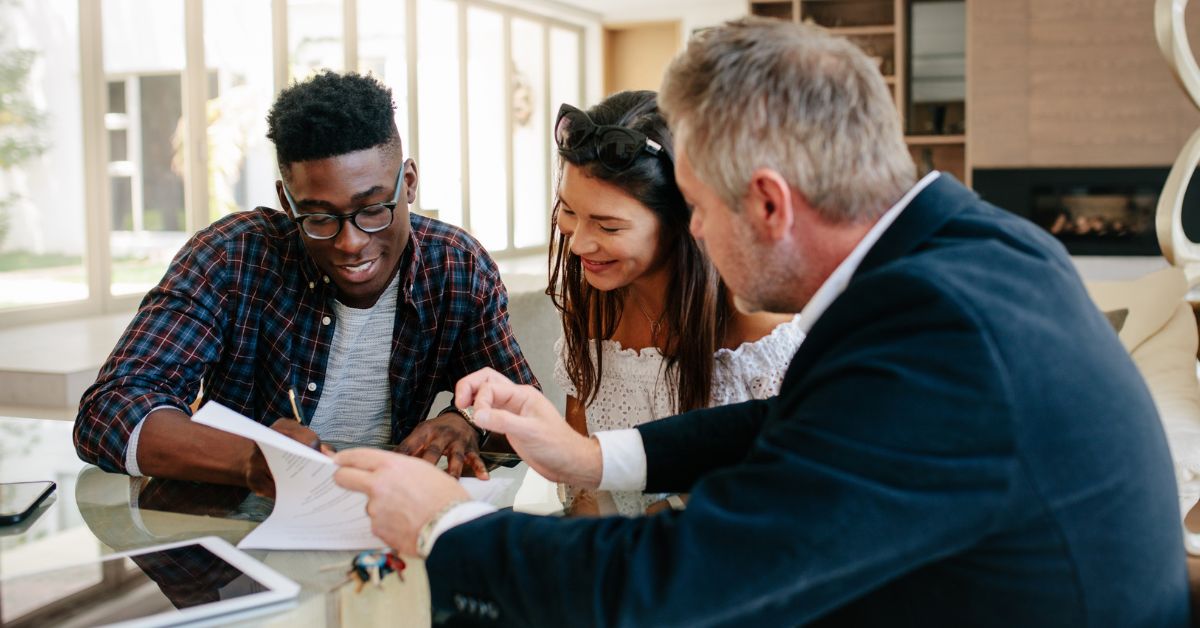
{"left": 75, "top": 71, "right": 536, "bottom": 496}
{"left": 334, "top": 19, "right": 1188, "bottom": 626}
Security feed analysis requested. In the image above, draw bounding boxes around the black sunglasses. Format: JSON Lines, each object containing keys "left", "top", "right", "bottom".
{"left": 554, "top": 103, "right": 670, "bottom": 172}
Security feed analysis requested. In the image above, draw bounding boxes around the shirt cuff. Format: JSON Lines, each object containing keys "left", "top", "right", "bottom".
{"left": 125, "top": 405, "right": 185, "bottom": 477}
{"left": 424, "top": 501, "right": 498, "bottom": 557}
{"left": 595, "top": 429, "right": 647, "bottom": 492}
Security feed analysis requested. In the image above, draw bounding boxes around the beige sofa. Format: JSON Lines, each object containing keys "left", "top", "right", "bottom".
{"left": 1086, "top": 267, "right": 1200, "bottom": 522}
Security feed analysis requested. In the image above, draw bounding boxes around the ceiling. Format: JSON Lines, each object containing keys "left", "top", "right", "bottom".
{"left": 552, "top": 0, "right": 721, "bottom": 17}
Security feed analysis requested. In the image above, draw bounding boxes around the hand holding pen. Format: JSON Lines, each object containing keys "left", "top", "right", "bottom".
{"left": 287, "top": 386, "right": 325, "bottom": 452}
{"left": 244, "top": 388, "right": 331, "bottom": 497}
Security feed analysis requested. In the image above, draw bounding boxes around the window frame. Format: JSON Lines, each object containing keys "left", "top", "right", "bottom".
{"left": 0, "top": 0, "right": 594, "bottom": 328}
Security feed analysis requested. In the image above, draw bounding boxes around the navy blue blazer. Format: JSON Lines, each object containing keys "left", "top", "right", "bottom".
{"left": 427, "top": 175, "right": 1188, "bottom": 627}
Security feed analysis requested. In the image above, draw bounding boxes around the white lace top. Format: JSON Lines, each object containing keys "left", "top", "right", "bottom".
{"left": 553, "top": 314, "right": 805, "bottom": 515}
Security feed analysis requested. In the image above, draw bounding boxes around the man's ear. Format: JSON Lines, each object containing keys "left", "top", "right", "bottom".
{"left": 403, "top": 158, "right": 419, "bottom": 205}
{"left": 275, "top": 179, "right": 290, "bottom": 215}
{"left": 745, "top": 168, "right": 795, "bottom": 241}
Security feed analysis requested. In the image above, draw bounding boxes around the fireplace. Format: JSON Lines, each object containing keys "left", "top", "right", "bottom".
{"left": 972, "top": 168, "right": 1200, "bottom": 256}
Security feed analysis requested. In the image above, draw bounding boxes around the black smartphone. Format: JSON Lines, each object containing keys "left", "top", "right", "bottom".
{"left": 0, "top": 481, "right": 56, "bottom": 525}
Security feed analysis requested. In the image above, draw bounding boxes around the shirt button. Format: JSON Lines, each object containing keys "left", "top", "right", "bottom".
{"left": 322, "top": 316, "right": 331, "bottom": 325}
{"left": 322, "top": 275, "right": 330, "bottom": 284}
{"left": 307, "top": 382, "right": 317, "bottom": 392}
{"left": 308, "top": 281, "right": 315, "bottom": 289}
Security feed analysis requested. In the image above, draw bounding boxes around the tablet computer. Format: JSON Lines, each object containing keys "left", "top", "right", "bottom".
{"left": 1, "top": 536, "right": 300, "bottom": 628}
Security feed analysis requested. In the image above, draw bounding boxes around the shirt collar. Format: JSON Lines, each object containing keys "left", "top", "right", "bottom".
{"left": 796, "top": 171, "right": 941, "bottom": 335}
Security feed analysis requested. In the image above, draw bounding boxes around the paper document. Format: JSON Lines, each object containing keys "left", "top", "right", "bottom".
{"left": 193, "top": 402, "right": 516, "bottom": 550}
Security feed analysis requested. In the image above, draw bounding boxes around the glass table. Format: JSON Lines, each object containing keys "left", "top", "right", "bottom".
{"left": 0, "top": 416, "right": 560, "bottom": 627}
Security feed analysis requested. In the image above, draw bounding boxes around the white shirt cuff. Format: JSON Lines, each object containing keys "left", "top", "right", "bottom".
{"left": 424, "top": 501, "right": 498, "bottom": 557}
{"left": 125, "top": 405, "right": 185, "bottom": 477}
{"left": 595, "top": 429, "right": 648, "bottom": 492}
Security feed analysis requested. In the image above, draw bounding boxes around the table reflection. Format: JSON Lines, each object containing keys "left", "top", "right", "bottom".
{"left": 0, "top": 415, "right": 572, "bottom": 626}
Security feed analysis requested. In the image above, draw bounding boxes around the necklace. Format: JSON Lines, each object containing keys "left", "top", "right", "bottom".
{"left": 630, "top": 292, "right": 666, "bottom": 342}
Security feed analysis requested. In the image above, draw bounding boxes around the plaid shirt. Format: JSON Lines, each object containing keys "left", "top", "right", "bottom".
{"left": 75, "top": 208, "right": 536, "bottom": 473}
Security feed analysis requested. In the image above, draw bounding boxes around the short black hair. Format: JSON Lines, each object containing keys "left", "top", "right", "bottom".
{"left": 266, "top": 70, "right": 399, "bottom": 170}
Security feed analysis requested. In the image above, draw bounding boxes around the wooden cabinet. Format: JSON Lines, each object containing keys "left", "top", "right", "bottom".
{"left": 748, "top": 0, "right": 969, "bottom": 185}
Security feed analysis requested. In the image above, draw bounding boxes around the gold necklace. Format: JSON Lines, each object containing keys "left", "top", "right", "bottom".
{"left": 630, "top": 292, "right": 666, "bottom": 342}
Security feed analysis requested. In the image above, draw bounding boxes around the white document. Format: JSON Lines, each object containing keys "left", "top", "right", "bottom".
{"left": 192, "top": 402, "right": 517, "bottom": 550}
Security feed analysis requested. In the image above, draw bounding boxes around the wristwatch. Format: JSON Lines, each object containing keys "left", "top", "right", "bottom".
{"left": 443, "top": 404, "right": 488, "bottom": 445}
{"left": 416, "top": 498, "right": 470, "bottom": 558}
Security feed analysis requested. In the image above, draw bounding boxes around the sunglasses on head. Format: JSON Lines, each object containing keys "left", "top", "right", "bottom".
{"left": 554, "top": 103, "right": 670, "bottom": 172}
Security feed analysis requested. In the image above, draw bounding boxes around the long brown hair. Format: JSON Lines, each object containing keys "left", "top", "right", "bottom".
{"left": 547, "top": 90, "right": 732, "bottom": 414}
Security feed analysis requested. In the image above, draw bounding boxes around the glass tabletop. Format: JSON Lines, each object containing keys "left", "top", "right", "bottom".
{"left": 0, "top": 416, "right": 553, "bottom": 627}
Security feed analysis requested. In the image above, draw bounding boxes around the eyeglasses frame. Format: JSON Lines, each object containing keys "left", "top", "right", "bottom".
{"left": 280, "top": 165, "right": 406, "bottom": 240}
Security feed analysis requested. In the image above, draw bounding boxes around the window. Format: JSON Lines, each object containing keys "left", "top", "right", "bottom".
{"left": 0, "top": 0, "right": 88, "bottom": 312}
{"left": 204, "top": 0, "right": 278, "bottom": 222}
{"left": 102, "top": 0, "right": 189, "bottom": 296}
{"left": 0, "top": 0, "right": 590, "bottom": 326}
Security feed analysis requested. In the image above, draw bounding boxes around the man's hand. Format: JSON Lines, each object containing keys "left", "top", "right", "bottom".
{"left": 242, "top": 418, "right": 324, "bottom": 498}
{"left": 455, "top": 368, "right": 603, "bottom": 489}
{"left": 395, "top": 413, "right": 489, "bottom": 480}
{"left": 333, "top": 448, "right": 470, "bottom": 555}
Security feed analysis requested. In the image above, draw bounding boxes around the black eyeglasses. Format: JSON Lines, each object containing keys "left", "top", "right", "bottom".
{"left": 281, "top": 166, "right": 404, "bottom": 240}
{"left": 554, "top": 103, "right": 670, "bottom": 172}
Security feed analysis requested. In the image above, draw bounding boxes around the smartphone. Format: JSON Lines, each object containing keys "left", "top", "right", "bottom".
{"left": 0, "top": 481, "right": 56, "bottom": 525}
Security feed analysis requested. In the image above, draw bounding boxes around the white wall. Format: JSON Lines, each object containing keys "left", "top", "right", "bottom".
{"left": 547, "top": 0, "right": 746, "bottom": 100}
{"left": 565, "top": 0, "right": 746, "bottom": 48}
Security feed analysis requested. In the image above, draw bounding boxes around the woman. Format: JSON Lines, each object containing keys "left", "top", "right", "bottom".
{"left": 548, "top": 91, "right": 805, "bottom": 515}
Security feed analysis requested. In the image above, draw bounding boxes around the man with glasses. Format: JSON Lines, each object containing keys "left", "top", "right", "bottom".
{"left": 74, "top": 71, "right": 536, "bottom": 496}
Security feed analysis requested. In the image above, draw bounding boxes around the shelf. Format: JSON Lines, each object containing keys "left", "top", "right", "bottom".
{"left": 905, "top": 134, "right": 966, "bottom": 146}
{"left": 749, "top": 0, "right": 796, "bottom": 20}
{"left": 827, "top": 24, "right": 895, "bottom": 37}
{"left": 884, "top": 76, "right": 897, "bottom": 85}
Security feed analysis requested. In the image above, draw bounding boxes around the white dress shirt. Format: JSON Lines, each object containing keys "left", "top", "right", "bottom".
{"left": 422, "top": 172, "right": 942, "bottom": 554}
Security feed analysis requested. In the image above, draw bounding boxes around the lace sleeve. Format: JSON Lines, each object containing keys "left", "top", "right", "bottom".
{"left": 711, "top": 315, "right": 806, "bottom": 405}
{"left": 552, "top": 336, "right": 578, "bottom": 398}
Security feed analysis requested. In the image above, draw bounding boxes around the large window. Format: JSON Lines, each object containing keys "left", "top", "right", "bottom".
{"left": 0, "top": 0, "right": 88, "bottom": 311}
{"left": 0, "top": 0, "right": 588, "bottom": 326}
{"left": 102, "top": 0, "right": 189, "bottom": 297}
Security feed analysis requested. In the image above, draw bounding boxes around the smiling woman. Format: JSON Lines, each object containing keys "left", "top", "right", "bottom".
{"left": 546, "top": 91, "right": 804, "bottom": 515}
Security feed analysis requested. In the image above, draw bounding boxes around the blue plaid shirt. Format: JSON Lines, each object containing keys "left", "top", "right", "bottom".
{"left": 75, "top": 208, "right": 536, "bottom": 473}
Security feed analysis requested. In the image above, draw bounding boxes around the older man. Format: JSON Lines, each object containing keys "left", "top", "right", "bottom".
{"left": 335, "top": 19, "right": 1187, "bottom": 626}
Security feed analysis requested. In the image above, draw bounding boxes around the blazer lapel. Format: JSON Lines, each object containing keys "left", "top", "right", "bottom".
{"left": 853, "top": 174, "right": 979, "bottom": 279}
{"left": 778, "top": 175, "right": 981, "bottom": 392}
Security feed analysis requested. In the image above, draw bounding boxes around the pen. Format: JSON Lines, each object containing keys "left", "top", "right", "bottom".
{"left": 287, "top": 386, "right": 306, "bottom": 424}
{"left": 288, "top": 386, "right": 323, "bottom": 452}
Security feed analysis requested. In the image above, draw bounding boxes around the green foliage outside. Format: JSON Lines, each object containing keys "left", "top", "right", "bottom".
{"left": 0, "top": 249, "right": 80, "bottom": 272}
{"left": 0, "top": 0, "right": 51, "bottom": 247}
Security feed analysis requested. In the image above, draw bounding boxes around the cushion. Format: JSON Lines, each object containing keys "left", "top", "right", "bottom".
{"left": 1085, "top": 267, "right": 1200, "bottom": 517}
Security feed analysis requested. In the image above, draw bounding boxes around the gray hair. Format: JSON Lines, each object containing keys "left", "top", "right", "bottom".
{"left": 659, "top": 18, "right": 915, "bottom": 223}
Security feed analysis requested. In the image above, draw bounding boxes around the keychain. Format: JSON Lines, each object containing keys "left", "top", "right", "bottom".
{"left": 322, "top": 550, "right": 407, "bottom": 592}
